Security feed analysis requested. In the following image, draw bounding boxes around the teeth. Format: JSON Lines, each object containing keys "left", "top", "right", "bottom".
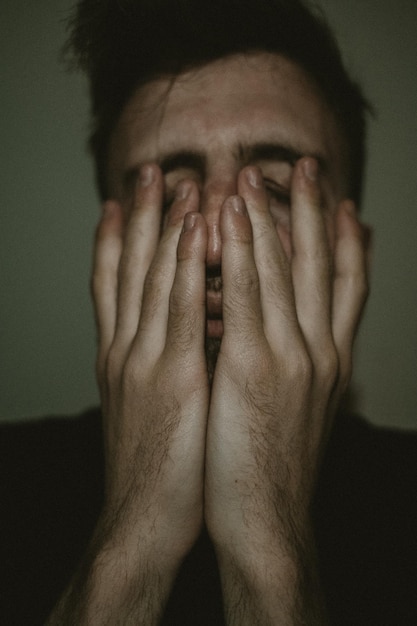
{"left": 206, "top": 276, "right": 222, "bottom": 291}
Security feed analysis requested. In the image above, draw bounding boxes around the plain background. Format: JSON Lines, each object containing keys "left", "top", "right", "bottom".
{"left": 1, "top": 0, "right": 416, "bottom": 427}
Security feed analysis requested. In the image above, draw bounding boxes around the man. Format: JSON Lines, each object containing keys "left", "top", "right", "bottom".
{"left": 1, "top": 0, "right": 416, "bottom": 624}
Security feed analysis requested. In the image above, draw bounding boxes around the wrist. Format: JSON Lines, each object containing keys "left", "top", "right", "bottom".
{"left": 97, "top": 492, "right": 202, "bottom": 566}
{"left": 48, "top": 525, "right": 181, "bottom": 625}
{"left": 91, "top": 509, "right": 187, "bottom": 584}
{"left": 213, "top": 528, "right": 300, "bottom": 585}
{"left": 212, "top": 524, "right": 328, "bottom": 625}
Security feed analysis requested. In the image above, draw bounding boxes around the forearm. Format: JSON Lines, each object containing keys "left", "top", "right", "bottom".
{"left": 47, "top": 522, "right": 178, "bottom": 625}
{"left": 215, "top": 528, "right": 328, "bottom": 626}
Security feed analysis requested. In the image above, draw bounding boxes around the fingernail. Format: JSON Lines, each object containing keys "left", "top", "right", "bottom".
{"left": 228, "top": 195, "right": 247, "bottom": 215}
{"left": 246, "top": 167, "right": 262, "bottom": 188}
{"left": 139, "top": 164, "right": 155, "bottom": 187}
{"left": 176, "top": 180, "right": 192, "bottom": 201}
{"left": 303, "top": 158, "right": 318, "bottom": 182}
{"left": 183, "top": 212, "right": 197, "bottom": 232}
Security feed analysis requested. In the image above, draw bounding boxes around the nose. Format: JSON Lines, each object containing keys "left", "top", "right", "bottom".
{"left": 200, "top": 177, "right": 238, "bottom": 269}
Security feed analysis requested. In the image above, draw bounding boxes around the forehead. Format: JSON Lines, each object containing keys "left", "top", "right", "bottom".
{"left": 108, "top": 53, "right": 347, "bottom": 197}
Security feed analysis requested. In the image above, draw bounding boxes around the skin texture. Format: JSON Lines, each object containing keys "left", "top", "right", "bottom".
{"left": 48, "top": 53, "right": 368, "bottom": 624}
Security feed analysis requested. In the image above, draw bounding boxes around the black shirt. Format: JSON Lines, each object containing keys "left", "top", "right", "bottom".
{"left": 1, "top": 409, "right": 416, "bottom": 625}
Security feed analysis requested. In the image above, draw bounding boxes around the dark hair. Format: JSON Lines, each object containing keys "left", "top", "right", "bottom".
{"left": 66, "top": 0, "right": 371, "bottom": 204}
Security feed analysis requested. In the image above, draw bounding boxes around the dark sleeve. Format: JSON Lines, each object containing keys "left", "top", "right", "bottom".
{"left": 314, "top": 414, "right": 417, "bottom": 626}
{"left": 0, "top": 409, "right": 104, "bottom": 626}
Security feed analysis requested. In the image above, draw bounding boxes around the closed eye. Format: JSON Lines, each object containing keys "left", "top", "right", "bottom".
{"left": 164, "top": 178, "right": 290, "bottom": 215}
{"left": 264, "top": 178, "right": 290, "bottom": 206}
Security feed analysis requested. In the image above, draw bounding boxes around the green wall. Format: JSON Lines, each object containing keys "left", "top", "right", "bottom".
{"left": 1, "top": 0, "right": 416, "bottom": 428}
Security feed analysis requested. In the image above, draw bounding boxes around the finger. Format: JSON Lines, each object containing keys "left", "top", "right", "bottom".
{"left": 91, "top": 200, "right": 124, "bottom": 377}
{"left": 134, "top": 180, "right": 200, "bottom": 359}
{"left": 164, "top": 211, "right": 208, "bottom": 363}
{"left": 332, "top": 201, "right": 369, "bottom": 388}
{"left": 220, "top": 196, "right": 264, "bottom": 347}
{"left": 237, "top": 166, "right": 299, "bottom": 345}
{"left": 291, "top": 158, "right": 333, "bottom": 352}
{"left": 112, "top": 164, "right": 164, "bottom": 354}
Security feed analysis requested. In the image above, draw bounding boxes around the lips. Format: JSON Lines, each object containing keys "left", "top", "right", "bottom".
{"left": 206, "top": 290, "right": 222, "bottom": 318}
{"left": 206, "top": 276, "right": 223, "bottom": 337}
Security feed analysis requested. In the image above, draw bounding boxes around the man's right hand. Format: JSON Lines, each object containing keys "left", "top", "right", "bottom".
{"left": 48, "top": 165, "right": 209, "bottom": 624}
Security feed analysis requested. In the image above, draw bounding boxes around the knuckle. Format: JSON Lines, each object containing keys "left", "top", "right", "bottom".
{"left": 287, "top": 349, "right": 313, "bottom": 384}
{"left": 231, "top": 266, "right": 259, "bottom": 294}
{"left": 142, "top": 266, "right": 162, "bottom": 304}
{"left": 169, "top": 288, "right": 190, "bottom": 318}
{"left": 252, "top": 218, "right": 273, "bottom": 241}
{"left": 316, "top": 346, "right": 339, "bottom": 391}
{"left": 169, "top": 263, "right": 196, "bottom": 315}
{"left": 253, "top": 343, "right": 313, "bottom": 388}
{"left": 222, "top": 297, "right": 262, "bottom": 340}
{"left": 338, "top": 354, "right": 353, "bottom": 393}
{"left": 169, "top": 299, "right": 199, "bottom": 351}
{"left": 104, "top": 345, "right": 124, "bottom": 387}
{"left": 120, "top": 357, "right": 140, "bottom": 396}
{"left": 345, "top": 268, "right": 369, "bottom": 303}
{"left": 263, "top": 275, "right": 293, "bottom": 313}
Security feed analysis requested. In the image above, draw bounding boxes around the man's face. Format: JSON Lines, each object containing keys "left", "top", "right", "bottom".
{"left": 107, "top": 52, "right": 349, "bottom": 356}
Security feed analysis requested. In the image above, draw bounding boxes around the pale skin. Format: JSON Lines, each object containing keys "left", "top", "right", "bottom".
{"left": 48, "top": 53, "right": 368, "bottom": 624}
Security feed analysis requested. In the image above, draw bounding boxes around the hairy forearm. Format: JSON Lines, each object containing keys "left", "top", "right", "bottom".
{"left": 216, "top": 530, "right": 328, "bottom": 626}
{"left": 47, "top": 524, "right": 177, "bottom": 625}
{"left": 48, "top": 563, "right": 164, "bottom": 625}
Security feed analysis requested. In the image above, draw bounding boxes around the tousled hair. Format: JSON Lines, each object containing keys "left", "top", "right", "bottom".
{"left": 66, "top": 0, "right": 371, "bottom": 204}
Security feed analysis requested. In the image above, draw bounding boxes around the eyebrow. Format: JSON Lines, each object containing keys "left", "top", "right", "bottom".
{"left": 237, "top": 142, "right": 326, "bottom": 171}
{"left": 122, "top": 150, "right": 206, "bottom": 192}
{"left": 123, "top": 141, "right": 326, "bottom": 190}
{"left": 157, "top": 142, "right": 326, "bottom": 173}
{"left": 159, "top": 150, "right": 206, "bottom": 176}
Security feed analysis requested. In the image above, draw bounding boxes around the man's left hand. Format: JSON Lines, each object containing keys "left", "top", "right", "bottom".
{"left": 204, "top": 159, "right": 368, "bottom": 623}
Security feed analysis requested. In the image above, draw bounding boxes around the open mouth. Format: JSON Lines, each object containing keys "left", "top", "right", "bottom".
{"left": 206, "top": 275, "right": 223, "bottom": 338}
{"left": 206, "top": 317, "right": 223, "bottom": 338}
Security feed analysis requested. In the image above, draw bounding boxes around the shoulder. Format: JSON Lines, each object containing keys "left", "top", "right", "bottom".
{"left": 316, "top": 413, "right": 417, "bottom": 551}
{"left": 0, "top": 409, "right": 104, "bottom": 625}
{"left": 0, "top": 407, "right": 104, "bottom": 537}
{"left": 319, "top": 412, "right": 417, "bottom": 501}
{"left": 0, "top": 406, "right": 103, "bottom": 456}
{"left": 316, "top": 413, "right": 417, "bottom": 625}
{"left": 0, "top": 408, "right": 104, "bottom": 507}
